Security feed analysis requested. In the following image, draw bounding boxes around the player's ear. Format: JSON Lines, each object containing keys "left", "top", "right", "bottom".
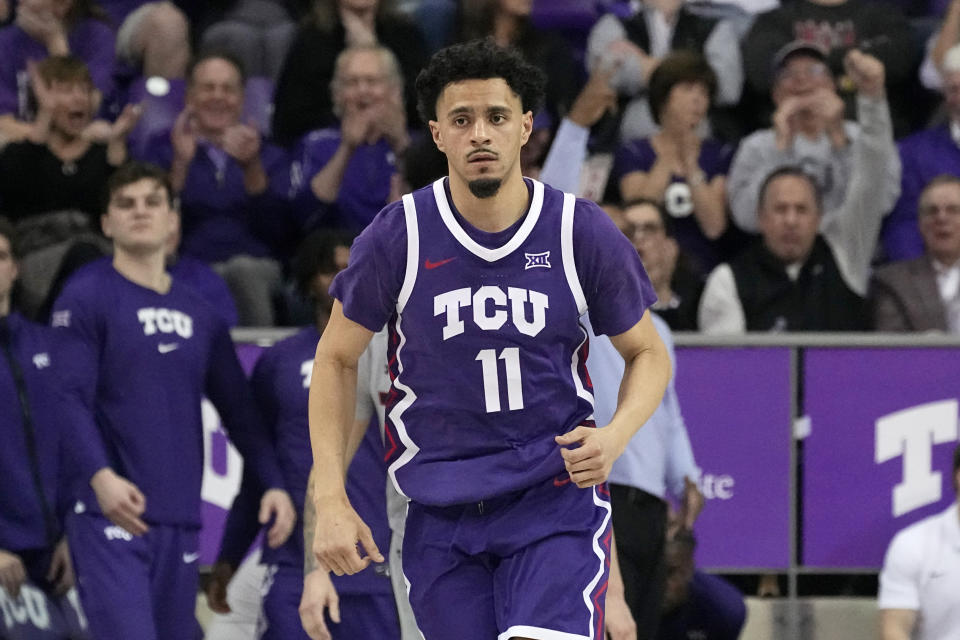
{"left": 519, "top": 111, "right": 533, "bottom": 146}
{"left": 429, "top": 120, "right": 444, "bottom": 151}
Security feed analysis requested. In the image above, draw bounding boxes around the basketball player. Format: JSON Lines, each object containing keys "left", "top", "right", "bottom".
{"left": 307, "top": 39, "right": 671, "bottom": 640}
{"left": 50, "top": 162, "right": 296, "bottom": 639}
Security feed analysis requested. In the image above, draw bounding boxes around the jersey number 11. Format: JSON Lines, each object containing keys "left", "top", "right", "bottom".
{"left": 476, "top": 348, "right": 524, "bottom": 412}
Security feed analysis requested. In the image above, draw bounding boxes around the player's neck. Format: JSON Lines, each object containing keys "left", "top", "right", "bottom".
{"left": 112, "top": 249, "right": 171, "bottom": 294}
{"left": 0, "top": 297, "right": 9, "bottom": 318}
{"left": 449, "top": 170, "right": 529, "bottom": 233}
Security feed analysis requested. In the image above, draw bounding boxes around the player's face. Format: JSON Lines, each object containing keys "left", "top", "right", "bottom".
{"left": 429, "top": 78, "right": 532, "bottom": 198}
{"left": 187, "top": 58, "right": 244, "bottom": 136}
{"left": 661, "top": 81, "right": 709, "bottom": 131}
{"left": 757, "top": 175, "right": 821, "bottom": 264}
{"left": 336, "top": 50, "right": 395, "bottom": 116}
{"left": 0, "top": 234, "right": 18, "bottom": 309}
{"left": 50, "top": 80, "right": 94, "bottom": 138}
{"left": 918, "top": 182, "right": 960, "bottom": 265}
{"left": 772, "top": 54, "right": 834, "bottom": 104}
{"left": 102, "top": 178, "right": 177, "bottom": 254}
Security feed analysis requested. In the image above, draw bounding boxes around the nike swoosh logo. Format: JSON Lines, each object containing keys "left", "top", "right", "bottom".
{"left": 182, "top": 552, "right": 199, "bottom": 564}
{"left": 424, "top": 257, "right": 456, "bottom": 270}
{"left": 554, "top": 476, "right": 572, "bottom": 487}
{"left": 158, "top": 343, "right": 179, "bottom": 354}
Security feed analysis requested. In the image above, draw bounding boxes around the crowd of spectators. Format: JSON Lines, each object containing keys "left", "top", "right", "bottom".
{"left": 0, "top": 0, "right": 959, "bottom": 333}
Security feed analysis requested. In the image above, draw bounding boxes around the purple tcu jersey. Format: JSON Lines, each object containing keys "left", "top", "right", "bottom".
{"left": 331, "top": 178, "right": 655, "bottom": 507}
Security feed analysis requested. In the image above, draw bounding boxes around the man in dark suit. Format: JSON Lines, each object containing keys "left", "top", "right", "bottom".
{"left": 870, "top": 175, "right": 960, "bottom": 331}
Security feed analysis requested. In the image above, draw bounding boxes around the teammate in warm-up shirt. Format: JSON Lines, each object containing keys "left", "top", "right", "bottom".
{"left": 50, "top": 162, "right": 295, "bottom": 640}
{"left": 0, "top": 217, "right": 87, "bottom": 638}
{"left": 307, "top": 39, "right": 671, "bottom": 640}
{"left": 251, "top": 231, "right": 399, "bottom": 639}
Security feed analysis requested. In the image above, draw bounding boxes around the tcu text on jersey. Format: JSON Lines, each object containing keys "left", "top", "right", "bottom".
{"left": 137, "top": 307, "right": 194, "bottom": 338}
{"left": 434, "top": 286, "right": 549, "bottom": 340}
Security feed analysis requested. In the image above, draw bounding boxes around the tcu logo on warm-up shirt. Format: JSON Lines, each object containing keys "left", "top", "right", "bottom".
{"left": 137, "top": 308, "right": 194, "bottom": 338}
{"left": 434, "top": 286, "right": 549, "bottom": 340}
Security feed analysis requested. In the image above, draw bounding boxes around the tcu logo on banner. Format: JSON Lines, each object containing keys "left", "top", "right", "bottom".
{"left": 876, "top": 400, "right": 960, "bottom": 517}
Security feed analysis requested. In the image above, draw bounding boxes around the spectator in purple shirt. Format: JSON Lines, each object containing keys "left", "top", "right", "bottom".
{"left": 0, "top": 0, "right": 115, "bottom": 142}
{"left": 138, "top": 51, "right": 295, "bottom": 326}
{"left": 292, "top": 44, "right": 408, "bottom": 234}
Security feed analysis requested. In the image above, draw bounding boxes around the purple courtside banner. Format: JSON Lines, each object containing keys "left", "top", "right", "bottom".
{"left": 803, "top": 348, "right": 960, "bottom": 568}
{"left": 674, "top": 347, "right": 793, "bottom": 569}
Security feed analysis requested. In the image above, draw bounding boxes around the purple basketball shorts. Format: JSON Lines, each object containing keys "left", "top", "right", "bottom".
{"left": 402, "top": 477, "right": 612, "bottom": 640}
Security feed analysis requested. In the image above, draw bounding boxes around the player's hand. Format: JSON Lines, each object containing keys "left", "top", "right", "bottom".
{"left": 260, "top": 488, "right": 297, "bottom": 549}
{"left": 312, "top": 494, "right": 383, "bottom": 576}
{"left": 555, "top": 424, "right": 628, "bottom": 488}
{"left": 45, "top": 538, "right": 74, "bottom": 596}
{"left": 205, "top": 561, "right": 235, "bottom": 614}
{"left": 299, "top": 569, "right": 340, "bottom": 640}
{"left": 605, "top": 589, "right": 637, "bottom": 640}
{"left": 0, "top": 550, "right": 26, "bottom": 599}
{"left": 90, "top": 467, "right": 149, "bottom": 536}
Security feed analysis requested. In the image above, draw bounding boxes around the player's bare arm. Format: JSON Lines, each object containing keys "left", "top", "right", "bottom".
{"left": 308, "top": 300, "right": 383, "bottom": 575}
{"left": 300, "top": 465, "right": 340, "bottom": 640}
{"left": 556, "top": 310, "right": 671, "bottom": 488}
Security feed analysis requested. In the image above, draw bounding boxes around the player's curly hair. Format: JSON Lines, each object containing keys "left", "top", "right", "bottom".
{"left": 415, "top": 38, "right": 546, "bottom": 124}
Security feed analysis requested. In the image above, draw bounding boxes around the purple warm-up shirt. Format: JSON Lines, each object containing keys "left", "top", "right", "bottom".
{"left": 51, "top": 261, "right": 283, "bottom": 527}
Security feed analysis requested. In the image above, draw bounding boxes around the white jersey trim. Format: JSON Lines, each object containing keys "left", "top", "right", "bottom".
{"left": 560, "top": 192, "right": 587, "bottom": 315}
{"left": 388, "top": 194, "right": 423, "bottom": 499}
{"left": 432, "top": 177, "right": 544, "bottom": 262}
{"left": 583, "top": 485, "right": 613, "bottom": 639}
{"left": 397, "top": 193, "right": 420, "bottom": 314}
{"left": 386, "top": 317, "right": 420, "bottom": 500}
{"left": 497, "top": 626, "right": 590, "bottom": 640}
{"left": 570, "top": 321, "right": 595, "bottom": 418}
{"left": 497, "top": 487, "right": 610, "bottom": 640}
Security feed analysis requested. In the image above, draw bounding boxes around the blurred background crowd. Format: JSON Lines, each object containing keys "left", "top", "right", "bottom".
{"left": 2, "top": 0, "right": 960, "bottom": 335}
